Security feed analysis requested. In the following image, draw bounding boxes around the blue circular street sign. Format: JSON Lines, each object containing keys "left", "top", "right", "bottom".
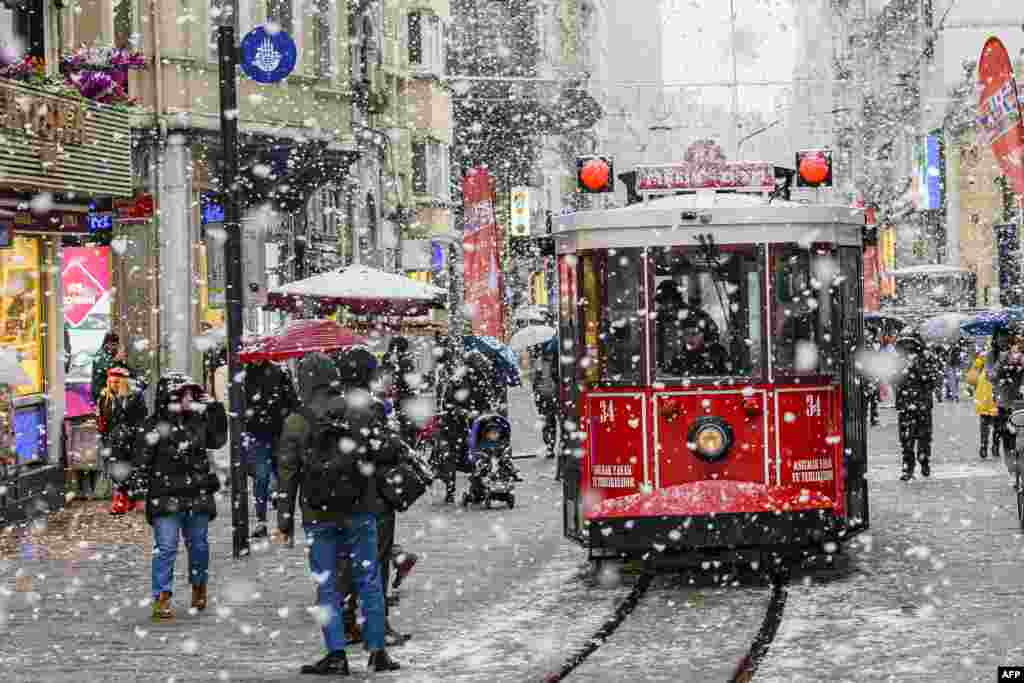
{"left": 240, "top": 26, "right": 297, "bottom": 84}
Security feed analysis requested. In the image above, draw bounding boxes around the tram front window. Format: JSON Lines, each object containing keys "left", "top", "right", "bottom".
{"left": 653, "top": 246, "right": 763, "bottom": 380}
{"left": 771, "top": 245, "right": 841, "bottom": 376}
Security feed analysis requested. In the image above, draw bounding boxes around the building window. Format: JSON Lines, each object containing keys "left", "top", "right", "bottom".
{"left": 359, "top": 14, "right": 374, "bottom": 82}
{"left": 408, "top": 11, "right": 443, "bottom": 77}
{"left": 312, "top": 0, "right": 332, "bottom": 77}
{"left": 267, "top": 0, "right": 292, "bottom": 36}
{"left": 411, "top": 140, "right": 450, "bottom": 201}
{"left": 114, "top": 0, "right": 135, "bottom": 49}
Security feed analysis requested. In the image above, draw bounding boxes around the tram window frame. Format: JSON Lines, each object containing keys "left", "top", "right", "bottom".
{"left": 557, "top": 253, "right": 580, "bottom": 413}
{"left": 577, "top": 248, "right": 646, "bottom": 387}
{"left": 769, "top": 243, "right": 842, "bottom": 380}
{"left": 650, "top": 244, "right": 764, "bottom": 383}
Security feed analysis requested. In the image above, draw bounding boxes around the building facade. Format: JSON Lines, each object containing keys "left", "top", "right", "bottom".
{"left": 0, "top": 0, "right": 135, "bottom": 522}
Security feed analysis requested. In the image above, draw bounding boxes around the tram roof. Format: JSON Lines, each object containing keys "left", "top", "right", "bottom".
{"left": 557, "top": 192, "right": 866, "bottom": 233}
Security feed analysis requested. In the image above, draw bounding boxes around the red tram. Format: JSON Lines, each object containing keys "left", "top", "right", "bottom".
{"left": 555, "top": 169, "right": 869, "bottom": 565}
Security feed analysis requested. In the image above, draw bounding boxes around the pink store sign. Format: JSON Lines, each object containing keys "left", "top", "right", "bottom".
{"left": 63, "top": 247, "right": 110, "bottom": 327}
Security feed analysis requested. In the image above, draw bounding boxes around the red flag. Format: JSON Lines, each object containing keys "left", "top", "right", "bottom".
{"left": 978, "top": 37, "right": 1024, "bottom": 194}
{"left": 462, "top": 168, "right": 504, "bottom": 338}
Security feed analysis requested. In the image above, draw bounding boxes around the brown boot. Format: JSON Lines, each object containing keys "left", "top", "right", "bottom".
{"left": 191, "top": 584, "right": 208, "bottom": 612}
{"left": 152, "top": 592, "right": 174, "bottom": 621}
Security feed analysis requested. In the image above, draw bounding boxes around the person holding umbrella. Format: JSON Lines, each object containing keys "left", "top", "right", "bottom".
{"left": 988, "top": 325, "right": 1024, "bottom": 487}
{"left": 967, "top": 343, "right": 1000, "bottom": 460}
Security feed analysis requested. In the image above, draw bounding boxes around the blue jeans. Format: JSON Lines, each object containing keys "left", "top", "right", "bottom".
{"left": 151, "top": 512, "right": 210, "bottom": 598}
{"left": 304, "top": 514, "right": 385, "bottom": 652}
{"left": 242, "top": 432, "right": 275, "bottom": 522}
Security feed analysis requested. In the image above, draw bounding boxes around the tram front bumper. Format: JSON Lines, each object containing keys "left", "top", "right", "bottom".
{"left": 583, "top": 480, "right": 846, "bottom": 557}
{"left": 586, "top": 508, "right": 845, "bottom": 558}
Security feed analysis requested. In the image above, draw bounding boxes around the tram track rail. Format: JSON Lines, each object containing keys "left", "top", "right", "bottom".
{"left": 542, "top": 567, "right": 791, "bottom": 683}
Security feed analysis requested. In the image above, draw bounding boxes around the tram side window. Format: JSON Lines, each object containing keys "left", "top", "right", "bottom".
{"left": 653, "top": 246, "right": 762, "bottom": 380}
{"left": 771, "top": 245, "right": 841, "bottom": 376}
{"left": 579, "top": 249, "right": 644, "bottom": 385}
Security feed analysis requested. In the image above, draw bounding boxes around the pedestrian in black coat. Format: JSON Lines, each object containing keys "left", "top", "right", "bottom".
{"left": 135, "top": 373, "right": 228, "bottom": 620}
{"left": 97, "top": 366, "right": 148, "bottom": 514}
{"left": 438, "top": 351, "right": 497, "bottom": 503}
{"left": 894, "top": 335, "right": 943, "bottom": 481}
{"left": 241, "top": 359, "right": 297, "bottom": 537}
{"left": 988, "top": 326, "right": 1024, "bottom": 485}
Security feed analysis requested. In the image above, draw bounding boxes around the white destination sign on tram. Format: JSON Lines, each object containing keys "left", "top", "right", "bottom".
{"left": 592, "top": 464, "right": 636, "bottom": 489}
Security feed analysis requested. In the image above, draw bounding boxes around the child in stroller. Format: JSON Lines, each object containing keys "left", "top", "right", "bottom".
{"left": 462, "top": 414, "right": 518, "bottom": 509}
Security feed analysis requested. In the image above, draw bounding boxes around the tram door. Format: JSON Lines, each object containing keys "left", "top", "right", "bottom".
{"left": 838, "top": 245, "right": 868, "bottom": 530}
{"left": 559, "top": 248, "right": 652, "bottom": 541}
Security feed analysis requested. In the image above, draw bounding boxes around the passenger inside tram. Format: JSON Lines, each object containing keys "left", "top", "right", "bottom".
{"left": 653, "top": 246, "right": 761, "bottom": 379}
{"left": 655, "top": 281, "right": 729, "bottom": 377}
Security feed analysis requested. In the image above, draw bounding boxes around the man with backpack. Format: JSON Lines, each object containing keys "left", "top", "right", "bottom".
{"left": 335, "top": 346, "right": 418, "bottom": 648}
{"left": 276, "top": 352, "right": 401, "bottom": 676}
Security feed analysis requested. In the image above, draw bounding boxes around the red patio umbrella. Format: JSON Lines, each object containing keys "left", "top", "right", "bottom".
{"left": 238, "top": 319, "right": 368, "bottom": 363}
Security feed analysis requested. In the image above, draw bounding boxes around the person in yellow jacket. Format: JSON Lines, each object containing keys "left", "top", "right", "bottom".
{"left": 968, "top": 351, "right": 1000, "bottom": 460}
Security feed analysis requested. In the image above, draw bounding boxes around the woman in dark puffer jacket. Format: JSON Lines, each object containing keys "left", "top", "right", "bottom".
{"left": 135, "top": 372, "right": 227, "bottom": 621}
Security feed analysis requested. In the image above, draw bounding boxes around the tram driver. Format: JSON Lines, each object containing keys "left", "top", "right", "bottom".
{"left": 655, "top": 280, "right": 730, "bottom": 377}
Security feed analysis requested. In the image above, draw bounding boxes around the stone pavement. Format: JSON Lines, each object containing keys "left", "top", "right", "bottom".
{"left": 4, "top": 391, "right": 1021, "bottom": 682}
{"left": 0, "top": 386, "right": 612, "bottom": 683}
{"left": 759, "top": 398, "right": 1024, "bottom": 683}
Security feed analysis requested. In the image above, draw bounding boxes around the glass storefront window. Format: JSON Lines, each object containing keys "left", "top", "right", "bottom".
{"left": 770, "top": 244, "right": 841, "bottom": 377}
{"left": 578, "top": 248, "right": 645, "bottom": 386}
{"left": 0, "top": 237, "right": 43, "bottom": 396}
{"left": 653, "top": 245, "right": 763, "bottom": 380}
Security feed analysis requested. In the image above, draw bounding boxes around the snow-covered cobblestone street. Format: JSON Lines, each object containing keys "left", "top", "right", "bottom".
{"left": 3, "top": 396, "right": 1024, "bottom": 682}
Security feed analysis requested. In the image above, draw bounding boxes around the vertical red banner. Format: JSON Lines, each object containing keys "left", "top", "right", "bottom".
{"left": 462, "top": 167, "right": 504, "bottom": 338}
{"left": 863, "top": 245, "right": 881, "bottom": 312}
{"left": 978, "top": 37, "right": 1024, "bottom": 194}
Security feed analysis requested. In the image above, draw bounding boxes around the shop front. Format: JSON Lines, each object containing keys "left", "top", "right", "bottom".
{"left": 0, "top": 77, "right": 133, "bottom": 526}
{"left": 0, "top": 222, "right": 65, "bottom": 524}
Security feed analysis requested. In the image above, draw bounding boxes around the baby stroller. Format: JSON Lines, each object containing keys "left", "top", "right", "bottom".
{"left": 462, "top": 414, "right": 517, "bottom": 509}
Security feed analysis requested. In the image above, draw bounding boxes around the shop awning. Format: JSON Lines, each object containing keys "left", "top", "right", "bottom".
{"left": 266, "top": 265, "right": 447, "bottom": 316}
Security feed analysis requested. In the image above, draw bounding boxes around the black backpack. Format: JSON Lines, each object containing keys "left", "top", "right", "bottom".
{"left": 300, "top": 408, "right": 364, "bottom": 513}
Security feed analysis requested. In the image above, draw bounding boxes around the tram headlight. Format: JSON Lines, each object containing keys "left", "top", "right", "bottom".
{"left": 688, "top": 417, "right": 734, "bottom": 463}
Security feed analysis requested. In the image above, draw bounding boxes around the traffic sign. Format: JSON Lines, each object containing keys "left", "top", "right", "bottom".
{"left": 240, "top": 26, "right": 297, "bottom": 84}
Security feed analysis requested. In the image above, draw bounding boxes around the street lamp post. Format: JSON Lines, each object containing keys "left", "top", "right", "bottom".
{"left": 217, "top": 24, "right": 250, "bottom": 559}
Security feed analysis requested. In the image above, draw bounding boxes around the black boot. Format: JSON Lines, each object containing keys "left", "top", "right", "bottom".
{"left": 444, "top": 480, "right": 455, "bottom": 504}
{"left": 980, "top": 446, "right": 988, "bottom": 459}
{"left": 367, "top": 650, "right": 401, "bottom": 672}
{"left": 384, "top": 621, "right": 411, "bottom": 647}
{"left": 300, "top": 650, "right": 349, "bottom": 675}
{"left": 919, "top": 460, "right": 930, "bottom": 478}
